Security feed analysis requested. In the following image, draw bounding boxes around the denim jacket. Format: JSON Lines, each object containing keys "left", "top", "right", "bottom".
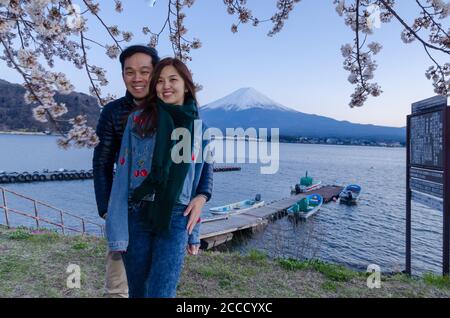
{"left": 106, "top": 111, "right": 213, "bottom": 252}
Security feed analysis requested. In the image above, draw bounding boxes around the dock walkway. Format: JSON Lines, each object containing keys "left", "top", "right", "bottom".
{"left": 199, "top": 185, "right": 343, "bottom": 249}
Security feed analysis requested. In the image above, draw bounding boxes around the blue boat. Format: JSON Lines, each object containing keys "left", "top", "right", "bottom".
{"left": 339, "top": 184, "right": 361, "bottom": 204}
{"left": 287, "top": 194, "right": 323, "bottom": 219}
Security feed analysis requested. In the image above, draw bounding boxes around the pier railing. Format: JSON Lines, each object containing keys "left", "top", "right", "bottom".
{"left": 0, "top": 186, "right": 104, "bottom": 237}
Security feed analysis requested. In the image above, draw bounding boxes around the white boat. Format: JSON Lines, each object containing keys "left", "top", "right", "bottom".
{"left": 210, "top": 194, "right": 265, "bottom": 215}
{"left": 293, "top": 181, "right": 322, "bottom": 193}
{"left": 291, "top": 171, "right": 322, "bottom": 194}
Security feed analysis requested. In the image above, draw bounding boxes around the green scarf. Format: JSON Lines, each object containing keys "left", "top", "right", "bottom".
{"left": 131, "top": 97, "right": 199, "bottom": 233}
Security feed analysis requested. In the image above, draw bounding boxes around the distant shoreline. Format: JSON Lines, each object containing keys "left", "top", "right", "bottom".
{"left": 280, "top": 140, "right": 405, "bottom": 148}
{"left": 0, "top": 131, "right": 405, "bottom": 147}
{"left": 0, "top": 131, "right": 50, "bottom": 136}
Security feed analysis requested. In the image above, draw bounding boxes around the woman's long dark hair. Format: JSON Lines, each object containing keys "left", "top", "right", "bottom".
{"left": 134, "top": 57, "right": 198, "bottom": 136}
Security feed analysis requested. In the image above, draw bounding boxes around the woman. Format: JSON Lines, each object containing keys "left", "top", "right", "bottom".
{"left": 106, "top": 57, "right": 213, "bottom": 298}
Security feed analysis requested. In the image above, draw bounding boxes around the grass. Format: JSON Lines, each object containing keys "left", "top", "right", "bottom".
{"left": 422, "top": 273, "right": 450, "bottom": 289}
{"left": 7, "top": 229, "right": 32, "bottom": 240}
{"left": 1, "top": 225, "right": 450, "bottom": 298}
{"left": 277, "top": 258, "right": 358, "bottom": 282}
{"left": 72, "top": 241, "right": 89, "bottom": 250}
{"left": 247, "top": 249, "right": 268, "bottom": 262}
{"left": 321, "top": 281, "right": 339, "bottom": 292}
{"left": 0, "top": 225, "right": 106, "bottom": 297}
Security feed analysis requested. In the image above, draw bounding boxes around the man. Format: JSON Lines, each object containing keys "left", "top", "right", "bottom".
{"left": 93, "top": 45, "right": 213, "bottom": 298}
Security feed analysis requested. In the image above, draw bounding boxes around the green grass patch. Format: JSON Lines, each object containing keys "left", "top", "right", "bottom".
{"left": 0, "top": 255, "right": 33, "bottom": 280}
{"left": 277, "top": 258, "right": 357, "bottom": 282}
{"left": 247, "top": 249, "right": 268, "bottom": 263}
{"left": 422, "top": 273, "right": 450, "bottom": 289}
{"left": 308, "top": 260, "right": 357, "bottom": 282}
{"left": 29, "top": 232, "right": 60, "bottom": 244}
{"left": 321, "top": 281, "right": 338, "bottom": 292}
{"left": 390, "top": 273, "right": 412, "bottom": 283}
{"left": 277, "top": 258, "right": 309, "bottom": 271}
{"left": 197, "top": 265, "right": 216, "bottom": 279}
{"left": 218, "top": 278, "right": 232, "bottom": 288}
{"left": 72, "top": 241, "right": 89, "bottom": 250}
{"left": 7, "top": 229, "right": 32, "bottom": 240}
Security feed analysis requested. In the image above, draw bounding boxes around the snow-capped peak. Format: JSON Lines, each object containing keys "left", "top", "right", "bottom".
{"left": 201, "top": 87, "right": 295, "bottom": 112}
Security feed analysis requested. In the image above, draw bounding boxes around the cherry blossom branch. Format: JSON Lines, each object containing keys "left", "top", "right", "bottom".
{"left": 82, "top": 36, "right": 105, "bottom": 48}
{"left": 0, "top": 36, "right": 67, "bottom": 136}
{"left": 355, "top": 0, "right": 367, "bottom": 92}
{"left": 81, "top": 0, "right": 122, "bottom": 51}
{"left": 80, "top": 31, "right": 103, "bottom": 106}
{"left": 15, "top": 21, "right": 23, "bottom": 49}
{"left": 143, "top": 0, "right": 200, "bottom": 62}
{"left": 415, "top": 0, "right": 450, "bottom": 39}
{"left": 378, "top": 0, "right": 450, "bottom": 54}
{"left": 223, "top": 0, "right": 301, "bottom": 35}
{"left": 176, "top": 0, "right": 186, "bottom": 58}
{"left": 423, "top": 43, "right": 450, "bottom": 95}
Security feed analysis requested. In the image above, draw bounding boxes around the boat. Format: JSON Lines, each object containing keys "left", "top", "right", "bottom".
{"left": 287, "top": 194, "right": 323, "bottom": 219}
{"left": 339, "top": 184, "right": 361, "bottom": 204}
{"left": 291, "top": 171, "right": 322, "bottom": 194}
{"left": 210, "top": 194, "right": 265, "bottom": 215}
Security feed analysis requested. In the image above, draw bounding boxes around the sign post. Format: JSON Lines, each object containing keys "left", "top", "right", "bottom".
{"left": 406, "top": 95, "right": 449, "bottom": 276}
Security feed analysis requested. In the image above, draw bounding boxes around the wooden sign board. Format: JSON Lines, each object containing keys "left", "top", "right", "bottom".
{"left": 407, "top": 95, "right": 449, "bottom": 276}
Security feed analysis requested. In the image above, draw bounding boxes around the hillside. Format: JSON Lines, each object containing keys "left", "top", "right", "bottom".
{"left": 0, "top": 81, "right": 406, "bottom": 142}
{"left": 0, "top": 79, "right": 100, "bottom": 132}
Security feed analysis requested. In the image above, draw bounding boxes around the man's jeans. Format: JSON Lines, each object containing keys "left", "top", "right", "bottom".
{"left": 122, "top": 203, "right": 189, "bottom": 298}
{"left": 104, "top": 249, "right": 128, "bottom": 298}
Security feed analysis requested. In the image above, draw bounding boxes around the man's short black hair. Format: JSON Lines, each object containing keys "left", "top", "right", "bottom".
{"left": 119, "top": 45, "right": 160, "bottom": 71}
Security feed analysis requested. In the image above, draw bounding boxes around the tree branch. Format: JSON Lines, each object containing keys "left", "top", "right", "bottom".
{"left": 0, "top": 37, "right": 67, "bottom": 136}
{"left": 80, "top": 31, "right": 104, "bottom": 106}
{"left": 379, "top": 0, "right": 450, "bottom": 54}
{"left": 355, "top": 0, "right": 368, "bottom": 91}
{"left": 81, "top": 0, "right": 122, "bottom": 51}
{"left": 415, "top": 0, "right": 450, "bottom": 39}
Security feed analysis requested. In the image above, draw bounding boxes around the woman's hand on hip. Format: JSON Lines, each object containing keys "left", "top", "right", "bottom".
{"left": 187, "top": 244, "right": 200, "bottom": 255}
{"left": 184, "top": 195, "right": 206, "bottom": 235}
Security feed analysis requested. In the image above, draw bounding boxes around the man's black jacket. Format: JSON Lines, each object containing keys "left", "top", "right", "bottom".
{"left": 92, "top": 92, "right": 213, "bottom": 218}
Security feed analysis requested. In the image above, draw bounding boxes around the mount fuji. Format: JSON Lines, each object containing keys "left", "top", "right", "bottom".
{"left": 201, "top": 87, "right": 294, "bottom": 112}
{"left": 199, "top": 87, "right": 405, "bottom": 141}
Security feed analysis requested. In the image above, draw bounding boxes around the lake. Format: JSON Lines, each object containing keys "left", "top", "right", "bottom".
{"left": 0, "top": 134, "right": 443, "bottom": 275}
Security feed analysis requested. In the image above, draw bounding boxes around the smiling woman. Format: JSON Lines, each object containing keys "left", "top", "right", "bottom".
{"left": 156, "top": 65, "right": 187, "bottom": 106}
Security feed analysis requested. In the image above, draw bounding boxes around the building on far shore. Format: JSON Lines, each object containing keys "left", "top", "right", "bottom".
{"left": 279, "top": 135, "right": 405, "bottom": 147}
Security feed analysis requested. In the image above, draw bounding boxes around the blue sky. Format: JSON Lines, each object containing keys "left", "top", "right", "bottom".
{"left": 2, "top": 0, "right": 448, "bottom": 127}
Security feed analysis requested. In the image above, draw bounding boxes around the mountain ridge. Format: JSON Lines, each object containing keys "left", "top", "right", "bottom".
{"left": 0, "top": 79, "right": 100, "bottom": 132}
{"left": 199, "top": 87, "right": 405, "bottom": 142}
{"left": 0, "top": 80, "right": 405, "bottom": 142}
{"left": 201, "top": 87, "right": 295, "bottom": 112}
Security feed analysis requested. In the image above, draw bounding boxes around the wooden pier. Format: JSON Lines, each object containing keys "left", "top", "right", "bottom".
{"left": 199, "top": 185, "right": 343, "bottom": 249}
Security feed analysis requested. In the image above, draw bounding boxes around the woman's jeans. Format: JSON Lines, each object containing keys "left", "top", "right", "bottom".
{"left": 122, "top": 203, "right": 189, "bottom": 298}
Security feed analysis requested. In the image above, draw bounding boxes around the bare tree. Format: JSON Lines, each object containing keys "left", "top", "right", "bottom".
{"left": 0, "top": 0, "right": 449, "bottom": 148}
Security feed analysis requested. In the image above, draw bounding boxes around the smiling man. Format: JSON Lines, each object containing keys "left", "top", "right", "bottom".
{"left": 122, "top": 53, "right": 153, "bottom": 100}
{"left": 93, "top": 45, "right": 160, "bottom": 298}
